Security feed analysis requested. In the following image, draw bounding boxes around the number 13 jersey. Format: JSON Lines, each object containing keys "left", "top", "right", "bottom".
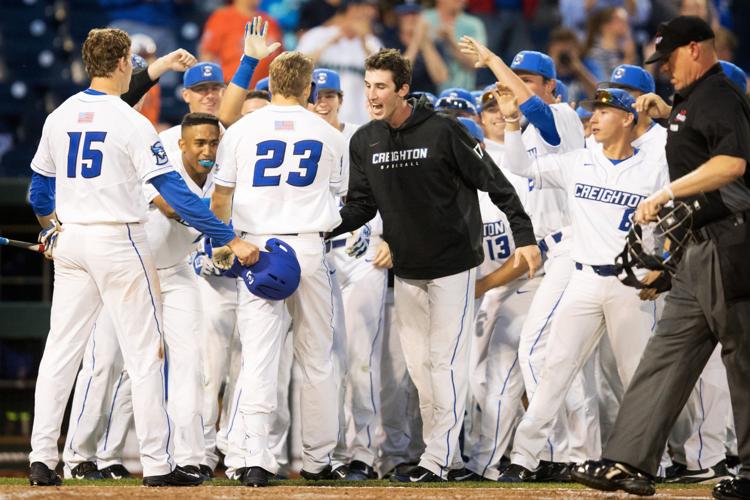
{"left": 214, "top": 104, "right": 344, "bottom": 235}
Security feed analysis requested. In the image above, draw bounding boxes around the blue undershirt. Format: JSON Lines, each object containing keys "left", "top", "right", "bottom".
{"left": 519, "top": 95, "right": 561, "bottom": 147}
{"left": 29, "top": 172, "right": 56, "bottom": 215}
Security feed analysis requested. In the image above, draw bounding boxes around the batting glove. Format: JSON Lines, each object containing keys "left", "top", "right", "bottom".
{"left": 190, "top": 250, "right": 223, "bottom": 277}
{"left": 346, "top": 223, "right": 371, "bottom": 258}
{"left": 38, "top": 220, "right": 60, "bottom": 259}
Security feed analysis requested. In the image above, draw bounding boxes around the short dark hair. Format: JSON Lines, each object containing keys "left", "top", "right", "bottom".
{"left": 82, "top": 28, "right": 131, "bottom": 78}
{"left": 245, "top": 90, "right": 271, "bottom": 101}
{"left": 365, "top": 48, "right": 412, "bottom": 90}
{"left": 181, "top": 112, "right": 220, "bottom": 131}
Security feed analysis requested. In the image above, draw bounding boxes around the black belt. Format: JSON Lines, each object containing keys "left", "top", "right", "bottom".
{"left": 575, "top": 262, "right": 619, "bottom": 277}
{"left": 693, "top": 211, "right": 747, "bottom": 243}
{"left": 279, "top": 232, "right": 326, "bottom": 237}
{"left": 324, "top": 239, "right": 346, "bottom": 253}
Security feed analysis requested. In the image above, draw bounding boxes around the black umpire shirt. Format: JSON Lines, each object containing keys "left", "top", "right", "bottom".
{"left": 330, "top": 96, "right": 536, "bottom": 280}
{"left": 666, "top": 63, "right": 750, "bottom": 226}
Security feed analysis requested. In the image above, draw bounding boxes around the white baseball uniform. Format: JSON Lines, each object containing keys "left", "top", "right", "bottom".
{"left": 213, "top": 103, "right": 344, "bottom": 474}
{"left": 29, "top": 89, "right": 175, "bottom": 477}
{"left": 503, "top": 128, "right": 669, "bottom": 471}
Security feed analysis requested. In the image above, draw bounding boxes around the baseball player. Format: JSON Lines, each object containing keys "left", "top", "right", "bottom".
{"left": 497, "top": 87, "right": 669, "bottom": 479}
{"left": 459, "top": 37, "right": 587, "bottom": 478}
{"left": 26, "top": 28, "right": 256, "bottom": 487}
{"left": 210, "top": 50, "right": 345, "bottom": 487}
{"left": 435, "top": 87, "right": 478, "bottom": 119}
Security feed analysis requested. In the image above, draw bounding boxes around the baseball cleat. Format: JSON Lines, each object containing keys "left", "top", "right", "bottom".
{"left": 665, "top": 460, "right": 731, "bottom": 484}
{"left": 447, "top": 467, "right": 485, "bottom": 482}
{"left": 177, "top": 465, "right": 209, "bottom": 481}
{"left": 199, "top": 464, "right": 214, "bottom": 480}
{"left": 571, "top": 459, "right": 656, "bottom": 496}
{"left": 390, "top": 465, "right": 445, "bottom": 483}
{"left": 29, "top": 462, "right": 62, "bottom": 486}
{"left": 143, "top": 467, "right": 204, "bottom": 487}
{"left": 98, "top": 464, "right": 131, "bottom": 479}
{"left": 713, "top": 477, "right": 750, "bottom": 499}
{"left": 382, "top": 462, "right": 417, "bottom": 479}
{"left": 535, "top": 460, "right": 572, "bottom": 482}
{"left": 497, "top": 463, "right": 537, "bottom": 482}
{"left": 70, "top": 461, "right": 105, "bottom": 480}
{"left": 348, "top": 460, "right": 377, "bottom": 480}
{"left": 300, "top": 464, "right": 338, "bottom": 480}
{"left": 241, "top": 466, "right": 271, "bottom": 487}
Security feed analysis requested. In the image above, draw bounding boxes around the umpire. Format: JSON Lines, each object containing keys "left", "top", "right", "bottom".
{"left": 330, "top": 48, "right": 540, "bottom": 481}
{"left": 571, "top": 16, "right": 750, "bottom": 499}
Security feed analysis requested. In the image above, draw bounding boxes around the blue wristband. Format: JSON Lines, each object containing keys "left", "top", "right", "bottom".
{"left": 230, "top": 55, "right": 259, "bottom": 89}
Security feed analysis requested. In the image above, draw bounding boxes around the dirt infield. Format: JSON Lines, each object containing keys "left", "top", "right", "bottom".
{"left": 0, "top": 482, "right": 714, "bottom": 499}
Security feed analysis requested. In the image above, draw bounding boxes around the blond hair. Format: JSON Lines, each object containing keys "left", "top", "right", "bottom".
{"left": 269, "top": 51, "right": 314, "bottom": 99}
{"left": 82, "top": 28, "right": 131, "bottom": 79}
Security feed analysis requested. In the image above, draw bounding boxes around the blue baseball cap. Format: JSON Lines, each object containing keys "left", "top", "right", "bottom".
{"left": 183, "top": 62, "right": 225, "bottom": 89}
{"left": 458, "top": 117, "right": 484, "bottom": 143}
{"left": 255, "top": 76, "right": 270, "bottom": 93}
{"left": 581, "top": 88, "right": 638, "bottom": 122}
{"left": 576, "top": 106, "right": 592, "bottom": 120}
{"left": 604, "top": 64, "right": 655, "bottom": 94}
{"left": 554, "top": 79, "right": 569, "bottom": 103}
{"left": 395, "top": 0, "right": 422, "bottom": 15}
{"left": 408, "top": 91, "right": 437, "bottom": 106}
{"left": 511, "top": 51, "right": 556, "bottom": 80}
{"left": 720, "top": 60, "right": 747, "bottom": 93}
{"left": 313, "top": 68, "right": 342, "bottom": 93}
{"left": 436, "top": 87, "right": 477, "bottom": 115}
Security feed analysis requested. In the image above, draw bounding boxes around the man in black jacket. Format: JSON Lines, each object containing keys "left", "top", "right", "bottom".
{"left": 330, "top": 48, "right": 540, "bottom": 482}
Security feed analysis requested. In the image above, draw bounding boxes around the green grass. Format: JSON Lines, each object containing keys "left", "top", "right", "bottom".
{"left": 0, "top": 477, "right": 710, "bottom": 489}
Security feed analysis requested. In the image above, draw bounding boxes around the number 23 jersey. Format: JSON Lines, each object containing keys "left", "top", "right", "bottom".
{"left": 214, "top": 104, "right": 344, "bottom": 235}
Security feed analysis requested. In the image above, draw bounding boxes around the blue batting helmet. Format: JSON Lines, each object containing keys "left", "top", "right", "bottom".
{"left": 230, "top": 238, "right": 301, "bottom": 301}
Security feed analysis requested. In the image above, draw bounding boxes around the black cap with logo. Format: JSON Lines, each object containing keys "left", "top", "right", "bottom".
{"left": 645, "top": 16, "right": 715, "bottom": 64}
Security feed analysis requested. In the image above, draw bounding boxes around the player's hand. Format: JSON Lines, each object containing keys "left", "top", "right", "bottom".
{"left": 159, "top": 49, "right": 196, "bottom": 72}
{"left": 634, "top": 92, "right": 672, "bottom": 120}
{"left": 638, "top": 270, "right": 663, "bottom": 301}
{"left": 38, "top": 220, "right": 61, "bottom": 260}
{"left": 346, "top": 223, "right": 371, "bottom": 258}
{"left": 494, "top": 84, "right": 520, "bottom": 120}
{"left": 226, "top": 237, "right": 260, "bottom": 266}
{"left": 513, "top": 244, "right": 541, "bottom": 279}
{"left": 190, "top": 250, "right": 223, "bottom": 277}
{"left": 634, "top": 189, "right": 670, "bottom": 224}
{"left": 458, "top": 35, "right": 496, "bottom": 69}
{"left": 243, "top": 16, "right": 282, "bottom": 60}
{"left": 372, "top": 240, "right": 393, "bottom": 269}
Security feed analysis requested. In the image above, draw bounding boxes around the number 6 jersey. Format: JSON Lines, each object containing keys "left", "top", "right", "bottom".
{"left": 214, "top": 104, "right": 344, "bottom": 235}
{"left": 30, "top": 89, "right": 175, "bottom": 224}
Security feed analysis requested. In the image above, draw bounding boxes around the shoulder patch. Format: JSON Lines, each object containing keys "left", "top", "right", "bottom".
{"left": 151, "top": 141, "right": 169, "bottom": 166}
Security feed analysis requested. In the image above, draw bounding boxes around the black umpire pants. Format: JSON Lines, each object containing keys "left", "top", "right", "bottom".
{"left": 604, "top": 212, "right": 750, "bottom": 479}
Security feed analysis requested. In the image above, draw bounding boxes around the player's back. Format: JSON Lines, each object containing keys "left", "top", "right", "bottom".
{"left": 216, "top": 104, "right": 344, "bottom": 235}
{"left": 32, "top": 89, "right": 172, "bottom": 224}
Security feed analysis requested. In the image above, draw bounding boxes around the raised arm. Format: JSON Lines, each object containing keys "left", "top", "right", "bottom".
{"left": 121, "top": 49, "right": 197, "bottom": 106}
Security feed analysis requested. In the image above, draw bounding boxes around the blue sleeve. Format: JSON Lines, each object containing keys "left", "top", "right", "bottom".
{"left": 149, "top": 171, "right": 235, "bottom": 247}
{"left": 519, "top": 95, "right": 561, "bottom": 147}
{"left": 29, "top": 172, "right": 56, "bottom": 216}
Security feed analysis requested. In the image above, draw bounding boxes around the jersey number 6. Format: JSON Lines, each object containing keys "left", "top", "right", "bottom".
{"left": 253, "top": 139, "right": 323, "bottom": 187}
{"left": 67, "top": 131, "right": 107, "bottom": 178}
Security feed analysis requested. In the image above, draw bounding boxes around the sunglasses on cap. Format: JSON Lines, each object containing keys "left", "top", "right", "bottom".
{"left": 436, "top": 96, "right": 477, "bottom": 114}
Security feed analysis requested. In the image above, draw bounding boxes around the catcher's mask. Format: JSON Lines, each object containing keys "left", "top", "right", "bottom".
{"left": 615, "top": 201, "right": 694, "bottom": 289}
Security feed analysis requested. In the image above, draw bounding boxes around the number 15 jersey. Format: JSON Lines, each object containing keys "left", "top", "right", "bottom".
{"left": 214, "top": 104, "right": 344, "bottom": 235}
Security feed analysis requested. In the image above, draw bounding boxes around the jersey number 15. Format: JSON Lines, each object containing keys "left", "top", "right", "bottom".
{"left": 253, "top": 139, "right": 322, "bottom": 187}
{"left": 67, "top": 131, "right": 107, "bottom": 178}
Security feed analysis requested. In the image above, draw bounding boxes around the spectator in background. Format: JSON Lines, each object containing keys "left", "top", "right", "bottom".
{"left": 714, "top": 26, "right": 738, "bottom": 61}
{"left": 583, "top": 6, "right": 637, "bottom": 78}
{"left": 200, "top": 0, "right": 284, "bottom": 89}
{"left": 131, "top": 34, "right": 161, "bottom": 127}
{"left": 297, "top": 0, "right": 341, "bottom": 34}
{"left": 296, "top": 0, "right": 382, "bottom": 124}
{"left": 471, "top": 0, "right": 531, "bottom": 66}
{"left": 547, "top": 27, "right": 603, "bottom": 104}
{"left": 422, "top": 0, "right": 486, "bottom": 92}
{"left": 560, "top": 0, "right": 651, "bottom": 38}
{"left": 103, "top": 0, "right": 178, "bottom": 57}
{"left": 381, "top": 0, "right": 449, "bottom": 96}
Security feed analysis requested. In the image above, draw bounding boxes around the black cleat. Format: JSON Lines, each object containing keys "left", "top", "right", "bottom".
{"left": 348, "top": 460, "right": 377, "bottom": 480}
{"left": 535, "top": 460, "right": 571, "bottom": 482}
{"left": 665, "top": 460, "right": 731, "bottom": 484}
{"left": 713, "top": 477, "right": 750, "bottom": 499}
{"left": 178, "top": 465, "right": 209, "bottom": 481}
{"left": 143, "top": 467, "right": 204, "bottom": 487}
{"left": 571, "top": 459, "right": 655, "bottom": 496}
{"left": 29, "top": 462, "right": 62, "bottom": 486}
{"left": 301, "top": 465, "right": 337, "bottom": 480}
{"left": 70, "top": 461, "right": 104, "bottom": 480}
{"left": 241, "top": 466, "right": 271, "bottom": 487}
{"left": 199, "top": 464, "right": 214, "bottom": 480}
{"left": 382, "top": 462, "right": 417, "bottom": 479}
{"left": 497, "top": 463, "right": 537, "bottom": 482}
{"left": 98, "top": 464, "right": 131, "bottom": 479}
{"left": 447, "top": 467, "right": 485, "bottom": 482}
{"left": 390, "top": 465, "right": 445, "bottom": 483}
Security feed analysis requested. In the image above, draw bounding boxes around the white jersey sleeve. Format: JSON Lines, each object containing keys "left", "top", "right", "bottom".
{"left": 127, "top": 123, "right": 175, "bottom": 183}
{"left": 214, "top": 127, "right": 240, "bottom": 187}
{"left": 504, "top": 130, "right": 569, "bottom": 190}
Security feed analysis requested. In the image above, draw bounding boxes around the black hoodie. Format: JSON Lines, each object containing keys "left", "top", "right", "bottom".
{"left": 331, "top": 96, "right": 536, "bottom": 280}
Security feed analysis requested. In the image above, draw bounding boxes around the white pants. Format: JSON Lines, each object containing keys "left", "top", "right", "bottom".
{"left": 197, "top": 274, "right": 239, "bottom": 470}
{"left": 30, "top": 223, "right": 172, "bottom": 477}
{"left": 511, "top": 266, "right": 657, "bottom": 471}
{"left": 330, "top": 241, "right": 389, "bottom": 467}
{"left": 395, "top": 268, "right": 476, "bottom": 479}
{"left": 466, "top": 276, "right": 540, "bottom": 480}
{"left": 228, "top": 233, "right": 338, "bottom": 475}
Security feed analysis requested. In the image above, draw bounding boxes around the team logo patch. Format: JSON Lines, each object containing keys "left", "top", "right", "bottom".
{"left": 150, "top": 141, "right": 169, "bottom": 166}
{"left": 513, "top": 53, "right": 524, "bottom": 65}
{"left": 472, "top": 143, "right": 484, "bottom": 159}
{"left": 675, "top": 110, "right": 687, "bottom": 122}
{"left": 202, "top": 65, "right": 213, "bottom": 77}
{"left": 317, "top": 72, "right": 327, "bottom": 84}
{"left": 613, "top": 67, "right": 625, "bottom": 80}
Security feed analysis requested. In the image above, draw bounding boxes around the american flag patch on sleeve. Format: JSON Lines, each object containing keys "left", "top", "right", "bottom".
{"left": 78, "top": 112, "right": 94, "bottom": 123}
{"left": 274, "top": 120, "right": 294, "bottom": 130}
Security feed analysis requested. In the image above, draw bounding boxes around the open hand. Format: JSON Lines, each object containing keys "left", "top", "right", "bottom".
{"left": 372, "top": 240, "right": 393, "bottom": 269}
{"left": 244, "top": 16, "right": 282, "bottom": 60}
{"left": 513, "top": 245, "right": 541, "bottom": 278}
{"left": 494, "top": 84, "right": 520, "bottom": 120}
{"left": 458, "top": 35, "right": 496, "bottom": 68}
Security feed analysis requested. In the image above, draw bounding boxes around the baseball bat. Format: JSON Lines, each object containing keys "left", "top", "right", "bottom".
{"left": 0, "top": 236, "right": 45, "bottom": 253}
